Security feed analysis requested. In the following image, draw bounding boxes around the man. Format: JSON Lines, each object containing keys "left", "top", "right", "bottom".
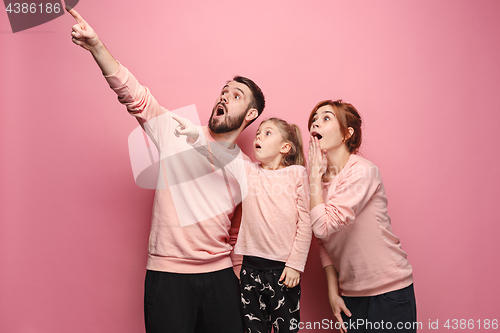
{"left": 68, "top": 8, "right": 265, "bottom": 333}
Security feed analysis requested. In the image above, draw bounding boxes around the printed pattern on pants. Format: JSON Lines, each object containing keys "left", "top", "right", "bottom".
{"left": 240, "top": 266, "right": 301, "bottom": 333}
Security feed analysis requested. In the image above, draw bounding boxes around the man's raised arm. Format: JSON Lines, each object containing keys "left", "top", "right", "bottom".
{"left": 67, "top": 7, "right": 118, "bottom": 76}
{"left": 67, "top": 7, "right": 169, "bottom": 143}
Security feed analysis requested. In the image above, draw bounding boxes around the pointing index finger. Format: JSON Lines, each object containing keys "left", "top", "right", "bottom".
{"left": 171, "top": 113, "right": 192, "bottom": 130}
{"left": 170, "top": 112, "right": 183, "bottom": 125}
{"left": 66, "top": 7, "right": 85, "bottom": 27}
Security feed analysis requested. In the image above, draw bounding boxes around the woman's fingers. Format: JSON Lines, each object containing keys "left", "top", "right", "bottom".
{"left": 334, "top": 299, "right": 351, "bottom": 333}
{"left": 340, "top": 302, "right": 351, "bottom": 317}
{"left": 314, "top": 137, "right": 322, "bottom": 155}
{"left": 314, "top": 139, "right": 319, "bottom": 160}
{"left": 311, "top": 137, "right": 323, "bottom": 166}
{"left": 334, "top": 313, "right": 347, "bottom": 333}
{"left": 308, "top": 136, "right": 313, "bottom": 158}
{"left": 309, "top": 136, "right": 318, "bottom": 161}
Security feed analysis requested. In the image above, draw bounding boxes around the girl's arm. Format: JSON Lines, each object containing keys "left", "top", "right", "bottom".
{"left": 281, "top": 169, "right": 313, "bottom": 288}
{"left": 325, "top": 265, "right": 351, "bottom": 333}
{"left": 283, "top": 168, "right": 312, "bottom": 275}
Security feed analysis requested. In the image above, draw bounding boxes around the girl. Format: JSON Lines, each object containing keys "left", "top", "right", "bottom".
{"left": 308, "top": 100, "right": 416, "bottom": 333}
{"left": 173, "top": 114, "right": 312, "bottom": 333}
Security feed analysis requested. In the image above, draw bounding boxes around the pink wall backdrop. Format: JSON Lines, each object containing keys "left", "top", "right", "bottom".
{"left": 1, "top": 0, "right": 499, "bottom": 332}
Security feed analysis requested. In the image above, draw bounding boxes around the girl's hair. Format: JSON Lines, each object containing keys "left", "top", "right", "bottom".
{"left": 263, "top": 117, "right": 306, "bottom": 167}
{"left": 307, "top": 100, "right": 363, "bottom": 154}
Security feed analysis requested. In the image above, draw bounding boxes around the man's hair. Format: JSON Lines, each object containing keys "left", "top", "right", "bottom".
{"left": 232, "top": 76, "right": 265, "bottom": 127}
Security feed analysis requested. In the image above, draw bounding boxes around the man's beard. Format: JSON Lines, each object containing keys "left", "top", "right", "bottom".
{"left": 208, "top": 106, "right": 248, "bottom": 134}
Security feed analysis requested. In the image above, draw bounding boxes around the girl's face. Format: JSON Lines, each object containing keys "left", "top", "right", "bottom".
{"left": 309, "top": 105, "right": 346, "bottom": 151}
{"left": 253, "top": 121, "right": 289, "bottom": 165}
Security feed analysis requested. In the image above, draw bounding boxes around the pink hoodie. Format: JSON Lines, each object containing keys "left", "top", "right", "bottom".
{"left": 105, "top": 62, "right": 244, "bottom": 273}
{"left": 189, "top": 133, "right": 312, "bottom": 272}
{"left": 311, "top": 154, "right": 413, "bottom": 296}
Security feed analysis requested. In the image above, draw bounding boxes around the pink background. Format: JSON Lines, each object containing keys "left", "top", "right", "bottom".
{"left": 1, "top": 0, "right": 499, "bottom": 332}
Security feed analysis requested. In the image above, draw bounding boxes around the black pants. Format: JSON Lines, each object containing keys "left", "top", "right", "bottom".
{"left": 340, "top": 284, "right": 417, "bottom": 333}
{"left": 240, "top": 256, "right": 301, "bottom": 333}
{"left": 144, "top": 268, "right": 243, "bottom": 333}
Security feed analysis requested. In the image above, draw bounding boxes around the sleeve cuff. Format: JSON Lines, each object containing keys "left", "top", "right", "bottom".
{"left": 310, "top": 202, "right": 326, "bottom": 225}
{"left": 285, "top": 259, "right": 305, "bottom": 273}
{"left": 319, "top": 250, "right": 334, "bottom": 268}
{"left": 320, "top": 254, "right": 334, "bottom": 268}
{"left": 104, "top": 61, "right": 128, "bottom": 89}
{"left": 189, "top": 128, "right": 206, "bottom": 147}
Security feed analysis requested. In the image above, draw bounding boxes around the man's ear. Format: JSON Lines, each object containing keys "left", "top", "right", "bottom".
{"left": 245, "top": 108, "right": 258, "bottom": 123}
{"left": 280, "top": 142, "right": 291, "bottom": 154}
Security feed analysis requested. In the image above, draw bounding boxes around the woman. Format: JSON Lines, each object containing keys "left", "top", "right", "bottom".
{"left": 308, "top": 100, "right": 416, "bottom": 333}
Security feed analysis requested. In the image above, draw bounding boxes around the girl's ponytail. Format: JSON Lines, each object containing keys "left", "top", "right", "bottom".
{"left": 264, "top": 118, "right": 306, "bottom": 167}
{"left": 289, "top": 124, "right": 305, "bottom": 167}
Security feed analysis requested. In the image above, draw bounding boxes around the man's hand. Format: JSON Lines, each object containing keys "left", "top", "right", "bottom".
{"left": 67, "top": 8, "right": 100, "bottom": 51}
{"left": 171, "top": 113, "right": 200, "bottom": 143}
{"left": 279, "top": 267, "right": 301, "bottom": 288}
{"left": 66, "top": 7, "right": 118, "bottom": 75}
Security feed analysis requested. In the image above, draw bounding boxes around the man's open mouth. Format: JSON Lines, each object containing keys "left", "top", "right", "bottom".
{"left": 214, "top": 104, "right": 226, "bottom": 118}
